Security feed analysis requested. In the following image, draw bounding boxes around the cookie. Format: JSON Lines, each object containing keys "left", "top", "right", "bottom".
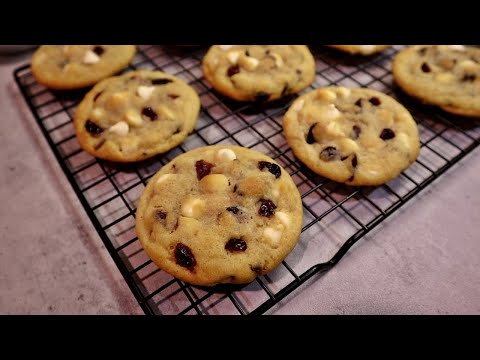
{"left": 327, "top": 45, "right": 391, "bottom": 56}
{"left": 135, "top": 145, "right": 304, "bottom": 286}
{"left": 31, "top": 45, "right": 136, "bottom": 90}
{"left": 202, "top": 45, "right": 316, "bottom": 102}
{"left": 74, "top": 70, "right": 200, "bottom": 162}
{"left": 393, "top": 45, "right": 480, "bottom": 117}
{"left": 283, "top": 87, "right": 420, "bottom": 186}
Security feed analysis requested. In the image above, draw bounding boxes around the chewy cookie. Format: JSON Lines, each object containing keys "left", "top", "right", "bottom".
{"left": 327, "top": 45, "right": 391, "bottom": 56}
{"left": 135, "top": 145, "right": 304, "bottom": 286}
{"left": 31, "top": 45, "right": 136, "bottom": 90}
{"left": 283, "top": 87, "right": 420, "bottom": 186}
{"left": 202, "top": 45, "right": 316, "bottom": 102}
{"left": 74, "top": 70, "right": 200, "bottom": 162}
{"left": 393, "top": 45, "right": 480, "bottom": 117}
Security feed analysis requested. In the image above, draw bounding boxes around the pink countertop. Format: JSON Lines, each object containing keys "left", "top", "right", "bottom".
{"left": 1, "top": 49, "right": 479, "bottom": 315}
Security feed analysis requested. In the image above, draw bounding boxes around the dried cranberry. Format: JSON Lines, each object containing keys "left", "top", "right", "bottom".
{"left": 93, "top": 91, "right": 103, "bottom": 102}
{"left": 233, "top": 184, "right": 238, "bottom": 193}
{"left": 380, "top": 128, "right": 395, "bottom": 140}
{"left": 352, "top": 125, "right": 361, "bottom": 139}
{"left": 155, "top": 210, "right": 167, "bottom": 220}
{"left": 85, "top": 120, "right": 103, "bottom": 135}
{"left": 258, "top": 199, "right": 277, "bottom": 217}
{"left": 195, "top": 160, "right": 214, "bottom": 180}
{"left": 307, "top": 124, "right": 317, "bottom": 144}
{"left": 227, "top": 65, "right": 240, "bottom": 77}
{"left": 142, "top": 107, "right": 158, "bottom": 121}
{"left": 369, "top": 97, "right": 381, "bottom": 106}
{"left": 352, "top": 155, "right": 358, "bottom": 168}
{"left": 245, "top": 50, "right": 250, "bottom": 57}
{"left": 421, "top": 62, "right": 431, "bottom": 73}
{"left": 94, "top": 139, "right": 106, "bottom": 150}
{"left": 355, "top": 99, "right": 363, "bottom": 107}
{"left": 93, "top": 46, "right": 105, "bottom": 56}
{"left": 250, "top": 266, "right": 263, "bottom": 274}
{"left": 175, "top": 243, "right": 196, "bottom": 269}
{"left": 462, "top": 74, "right": 476, "bottom": 82}
{"left": 258, "top": 161, "right": 281, "bottom": 179}
{"left": 225, "top": 238, "right": 247, "bottom": 252}
{"left": 226, "top": 206, "right": 240, "bottom": 215}
{"left": 281, "top": 84, "right": 289, "bottom": 96}
{"left": 320, "top": 147, "right": 339, "bottom": 161}
{"left": 151, "top": 78, "right": 173, "bottom": 85}
{"left": 418, "top": 47, "right": 428, "bottom": 56}
{"left": 168, "top": 94, "right": 180, "bottom": 99}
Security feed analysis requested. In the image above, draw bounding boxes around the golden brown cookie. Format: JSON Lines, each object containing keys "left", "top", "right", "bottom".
{"left": 327, "top": 45, "right": 391, "bottom": 56}
{"left": 202, "top": 45, "right": 316, "bottom": 102}
{"left": 31, "top": 45, "right": 136, "bottom": 90}
{"left": 393, "top": 45, "right": 480, "bottom": 117}
{"left": 283, "top": 87, "right": 420, "bottom": 186}
{"left": 74, "top": 70, "right": 200, "bottom": 162}
{"left": 135, "top": 145, "right": 304, "bottom": 286}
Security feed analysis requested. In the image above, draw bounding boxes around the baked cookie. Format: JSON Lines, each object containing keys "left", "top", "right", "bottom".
{"left": 202, "top": 45, "right": 316, "bottom": 102}
{"left": 283, "top": 87, "right": 420, "bottom": 186}
{"left": 135, "top": 145, "right": 304, "bottom": 286}
{"left": 31, "top": 45, "right": 136, "bottom": 90}
{"left": 74, "top": 70, "right": 200, "bottom": 162}
{"left": 327, "top": 45, "right": 391, "bottom": 56}
{"left": 393, "top": 45, "right": 480, "bottom": 117}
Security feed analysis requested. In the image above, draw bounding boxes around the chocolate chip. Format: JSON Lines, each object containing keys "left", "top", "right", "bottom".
{"left": 174, "top": 243, "right": 196, "bottom": 269}
{"left": 348, "top": 175, "right": 354, "bottom": 182}
{"left": 227, "top": 65, "right": 240, "bottom": 77}
{"left": 168, "top": 94, "right": 180, "bottom": 99}
{"left": 250, "top": 265, "right": 263, "bottom": 275}
{"left": 296, "top": 69, "right": 302, "bottom": 75}
{"left": 245, "top": 50, "right": 250, "bottom": 57}
{"left": 225, "top": 238, "right": 247, "bottom": 252}
{"left": 93, "top": 91, "right": 103, "bottom": 102}
{"left": 369, "top": 97, "right": 381, "bottom": 106}
{"left": 151, "top": 78, "right": 173, "bottom": 85}
{"left": 352, "top": 155, "right": 358, "bottom": 168}
{"left": 320, "top": 146, "right": 339, "bottom": 161}
{"left": 355, "top": 99, "right": 363, "bottom": 107}
{"left": 258, "top": 199, "right": 277, "bottom": 217}
{"left": 142, "top": 107, "right": 158, "bottom": 121}
{"left": 421, "top": 62, "right": 431, "bottom": 73}
{"left": 258, "top": 161, "right": 281, "bottom": 179}
{"left": 380, "top": 128, "right": 395, "bottom": 140}
{"left": 226, "top": 206, "right": 240, "bottom": 215}
{"left": 94, "top": 139, "right": 106, "bottom": 150}
{"left": 255, "top": 92, "right": 270, "bottom": 102}
{"left": 352, "top": 125, "right": 361, "bottom": 140}
{"left": 155, "top": 210, "right": 167, "bottom": 220}
{"left": 93, "top": 46, "right": 104, "bottom": 56}
{"left": 341, "top": 155, "right": 348, "bottom": 161}
{"left": 233, "top": 184, "right": 238, "bottom": 193}
{"left": 85, "top": 120, "right": 103, "bottom": 135}
{"left": 462, "top": 74, "right": 476, "bottom": 82}
{"left": 281, "top": 84, "right": 289, "bottom": 96}
{"left": 307, "top": 124, "right": 317, "bottom": 144}
{"left": 265, "top": 49, "right": 271, "bottom": 55}
{"left": 195, "top": 160, "right": 214, "bottom": 180}
{"left": 173, "top": 127, "right": 182, "bottom": 134}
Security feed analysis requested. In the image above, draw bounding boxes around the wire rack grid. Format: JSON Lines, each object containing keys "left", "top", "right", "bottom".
{"left": 13, "top": 45, "right": 480, "bottom": 315}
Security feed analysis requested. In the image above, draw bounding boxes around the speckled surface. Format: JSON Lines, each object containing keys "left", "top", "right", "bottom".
{"left": 1, "top": 49, "right": 479, "bottom": 315}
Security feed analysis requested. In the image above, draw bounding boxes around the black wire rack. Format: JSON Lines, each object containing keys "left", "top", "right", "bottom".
{"left": 13, "top": 45, "right": 480, "bottom": 315}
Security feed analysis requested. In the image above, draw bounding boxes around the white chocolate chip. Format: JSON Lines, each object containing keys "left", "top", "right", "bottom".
{"left": 181, "top": 198, "right": 205, "bottom": 219}
{"left": 396, "top": 133, "right": 411, "bottom": 151}
{"left": 319, "top": 104, "right": 341, "bottom": 121}
{"left": 118, "top": 137, "right": 139, "bottom": 154}
{"left": 271, "top": 53, "right": 284, "bottom": 67}
{"left": 271, "top": 187, "right": 280, "bottom": 200}
{"left": 325, "top": 121, "right": 345, "bottom": 138}
{"left": 339, "top": 138, "right": 360, "bottom": 153}
{"left": 227, "top": 51, "right": 241, "bottom": 64}
{"left": 359, "top": 45, "right": 376, "bottom": 52}
{"left": 448, "top": 45, "right": 465, "bottom": 51}
{"left": 156, "top": 106, "right": 174, "bottom": 120}
{"left": 83, "top": 50, "right": 100, "bottom": 64}
{"left": 106, "top": 92, "right": 129, "bottom": 109}
{"left": 336, "top": 87, "right": 351, "bottom": 98}
{"left": 137, "top": 85, "right": 155, "bottom": 100}
{"left": 317, "top": 89, "right": 337, "bottom": 102}
{"left": 459, "top": 60, "right": 477, "bottom": 74}
{"left": 155, "top": 174, "right": 175, "bottom": 188}
{"left": 241, "top": 56, "right": 259, "bottom": 71}
{"left": 108, "top": 121, "right": 129, "bottom": 136}
{"left": 215, "top": 149, "right": 237, "bottom": 162}
{"left": 219, "top": 45, "right": 234, "bottom": 51}
{"left": 292, "top": 99, "right": 304, "bottom": 112}
{"left": 199, "top": 174, "right": 229, "bottom": 193}
{"left": 275, "top": 211, "right": 290, "bottom": 227}
{"left": 90, "top": 108, "right": 105, "bottom": 122}
{"left": 263, "top": 227, "right": 283, "bottom": 249}
{"left": 124, "top": 110, "right": 143, "bottom": 127}
{"left": 435, "top": 72, "right": 455, "bottom": 83}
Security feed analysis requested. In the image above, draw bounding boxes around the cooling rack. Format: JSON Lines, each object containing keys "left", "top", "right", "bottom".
{"left": 13, "top": 45, "right": 480, "bottom": 315}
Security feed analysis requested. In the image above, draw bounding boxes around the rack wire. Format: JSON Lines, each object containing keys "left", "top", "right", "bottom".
{"left": 14, "top": 45, "right": 480, "bottom": 315}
